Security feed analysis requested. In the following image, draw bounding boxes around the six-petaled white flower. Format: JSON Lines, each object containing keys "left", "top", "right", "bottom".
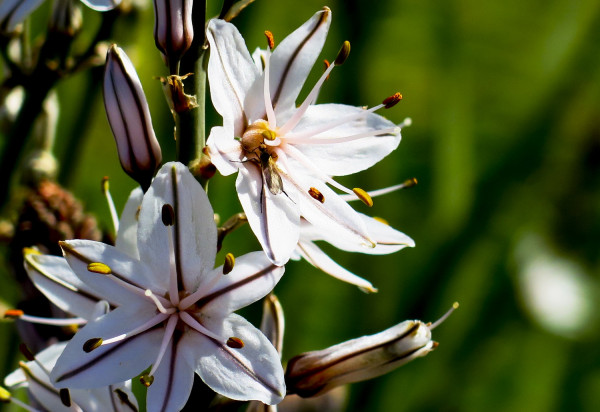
{"left": 206, "top": 8, "right": 407, "bottom": 265}
{"left": 45, "top": 162, "right": 285, "bottom": 411}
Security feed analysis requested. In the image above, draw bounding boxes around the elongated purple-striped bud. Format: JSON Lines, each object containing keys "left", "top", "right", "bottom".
{"left": 285, "top": 319, "right": 438, "bottom": 398}
{"left": 103, "top": 44, "right": 162, "bottom": 192}
{"left": 153, "top": 0, "right": 194, "bottom": 70}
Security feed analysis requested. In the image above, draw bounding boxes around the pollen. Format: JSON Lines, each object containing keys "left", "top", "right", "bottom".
{"left": 226, "top": 337, "right": 245, "bottom": 349}
{"left": 382, "top": 92, "right": 403, "bottom": 109}
{"left": 4, "top": 309, "right": 24, "bottom": 319}
{"left": 308, "top": 187, "right": 325, "bottom": 203}
{"left": 162, "top": 203, "right": 175, "bottom": 226}
{"left": 83, "top": 338, "right": 103, "bottom": 353}
{"left": 87, "top": 262, "right": 112, "bottom": 275}
{"left": 140, "top": 374, "right": 154, "bottom": 387}
{"left": 223, "top": 253, "right": 235, "bottom": 275}
{"left": 353, "top": 188, "right": 373, "bottom": 207}
{"left": 264, "top": 30, "right": 275, "bottom": 50}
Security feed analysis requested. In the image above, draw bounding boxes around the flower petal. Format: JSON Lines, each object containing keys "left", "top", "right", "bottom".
{"left": 182, "top": 313, "right": 285, "bottom": 405}
{"left": 60, "top": 239, "right": 162, "bottom": 304}
{"left": 0, "top": 0, "right": 45, "bottom": 32}
{"left": 266, "top": 8, "right": 331, "bottom": 118}
{"left": 196, "top": 252, "right": 284, "bottom": 315}
{"left": 137, "top": 162, "right": 217, "bottom": 291}
{"left": 295, "top": 240, "right": 376, "bottom": 292}
{"left": 236, "top": 165, "right": 300, "bottom": 265}
{"left": 146, "top": 332, "right": 194, "bottom": 412}
{"left": 51, "top": 306, "right": 162, "bottom": 388}
{"left": 303, "top": 213, "right": 415, "bottom": 254}
{"left": 290, "top": 104, "right": 401, "bottom": 176}
{"left": 281, "top": 171, "right": 374, "bottom": 249}
{"left": 115, "top": 187, "right": 143, "bottom": 259}
{"left": 80, "top": 0, "right": 121, "bottom": 12}
{"left": 206, "top": 126, "right": 243, "bottom": 176}
{"left": 24, "top": 252, "right": 112, "bottom": 319}
{"left": 207, "top": 19, "right": 260, "bottom": 136}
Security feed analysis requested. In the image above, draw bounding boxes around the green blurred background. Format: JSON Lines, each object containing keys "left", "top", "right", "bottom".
{"left": 1, "top": 0, "right": 600, "bottom": 411}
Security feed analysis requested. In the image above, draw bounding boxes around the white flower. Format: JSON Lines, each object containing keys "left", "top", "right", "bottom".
{"left": 42, "top": 162, "right": 285, "bottom": 410}
{"left": 294, "top": 214, "right": 415, "bottom": 293}
{"left": 0, "top": 0, "right": 119, "bottom": 32}
{"left": 206, "top": 8, "right": 406, "bottom": 265}
{"left": 4, "top": 342, "right": 138, "bottom": 412}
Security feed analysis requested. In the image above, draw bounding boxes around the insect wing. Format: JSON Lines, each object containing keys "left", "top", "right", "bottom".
{"left": 261, "top": 155, "right": 283, "bottom": 195}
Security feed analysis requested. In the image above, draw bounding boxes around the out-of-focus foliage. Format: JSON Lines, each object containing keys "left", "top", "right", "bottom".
{"left": 1, "top": 0, "right": 599, "bottom": 411}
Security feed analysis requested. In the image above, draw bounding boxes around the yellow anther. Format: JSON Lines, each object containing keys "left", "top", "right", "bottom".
{"left": 22, "top": 247, "right": 41, "bottom": 256}
{"left": 162, "top": 204, "right": 175, "bottom": 226}
{"left": 4, "top": 309, "right": 24, "bottom": 319}
{"left": 226, "top": 337, "right": 245, "bottom": 349}
{"left": 0, "top": 386, "right": 11, "bottom": 402}
{"left": 334, "top": 41, "right": 351, "bottom": 65}
{"left": 83, "top": 338, "right": 103, "bottom": 353}
{"left": 404, "top": 177, "right": 418, "bottom": 188}
{"left": 373, "top": 216, "right": 389, "bottom": 225}
{"left": 453, "top": 302, "right": 460, "bottom": 309}
{"left": 87, "top": 262, "right": 112, "bottom": 275}
{"left": 140, "top": 374, "right": 154, "bottom": 387}
{"left": 353, "top": 188, "right": 373, "bottom": 207}
{"left": 223, "top": 253, "right": 235, "bottom": 275}
{"left": 261, "top": 129, "right": 277, "bottom": 141}
{"left": 101, "top": 176, "right": 110, "bottom": 194}
{"left": 308, "top": 187, "right": 325, "bottom": 203}
{"left": 382, "top": 92, "right": 403, "bottom": 109}
{"left": 264, "top": 30, "right": 275, "bottom": 50}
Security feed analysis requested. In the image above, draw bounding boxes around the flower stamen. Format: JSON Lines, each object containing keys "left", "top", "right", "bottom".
{"left": 4, "top": 309, "right": 87, "bottom": 326}
{"left": 223, "top": 253, "right": 235, "bottom": 275}
{"left": 145, "top": 290, "right": 176, "bottom": 314}
{"left": 148, "top": 315, "right": 179, "bottom": 376}
{"left": 428, "top": 302, "right": 459, "bottom": 330}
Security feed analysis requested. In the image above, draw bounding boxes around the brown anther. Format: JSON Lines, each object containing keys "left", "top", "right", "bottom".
{"left": 432, "top": 341, "right": 440, "bottom": 349}
{"left": 353, "top": 188, "right": 373, "bottom": 207}
{"left": 18, "top": 343, "right": 35, "bottom": 361}
{"left": 83, "top": 338, "right": 103, "bottom": 353}
{"left": 323, "top": 59, "right": 331, "bottom": 80}
{"left": 59, "top": 388, "right": 71, "bottom": 407}
{"left": 162, "top": 204, "right": 175, "bottom": 226}
{"left": 308, "top": 187, "right": 325, "bottom": 203}
{"left": 223, "top": 253, "right": 235, "bottom": 275}
{"left": 382, "top": 92, "right": 403, "bottom": 109}
{"left": 87, "top": 262, "right": 112, "bottom": 275}
{"left": 334, "top": 41, "right": 351, "bottom": 65}
{"left": 4, "top": 309, "right": 24, "bottom": 319}
{"left": 226, "top": 337, "right": 245, "bottom": 349}
{"left": 140, "top": 374, "right": 154, "bottom": 387}
{"left": 264, "top": 30, "right": 275, "bottom": 50}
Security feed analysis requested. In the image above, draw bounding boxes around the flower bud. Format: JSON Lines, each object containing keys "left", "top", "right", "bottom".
{"left": 103, "top": 44, "right": 162, "bottom": 192}
{"left": 153, "top": 0, "right": 194, "bottom": 70}
{"left": 285, "top": 320, "right": 436, "bottom": 398}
